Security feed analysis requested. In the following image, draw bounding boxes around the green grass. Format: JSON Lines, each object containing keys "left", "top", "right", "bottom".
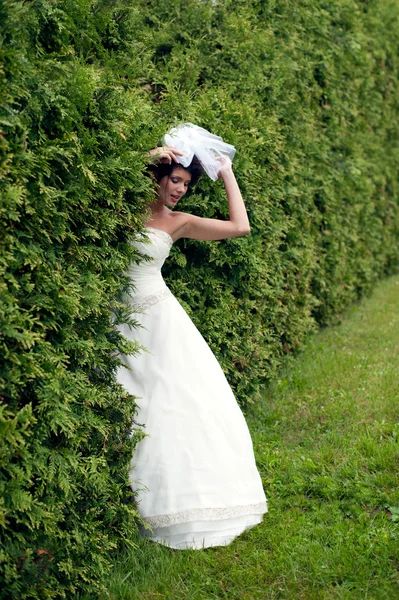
{"left": 103, "top": 275, "right": 399, "bottom": 599}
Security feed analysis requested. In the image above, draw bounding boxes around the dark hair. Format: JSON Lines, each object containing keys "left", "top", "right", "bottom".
{"left": 149, "top": 156, "right": 204, "bottom": 187}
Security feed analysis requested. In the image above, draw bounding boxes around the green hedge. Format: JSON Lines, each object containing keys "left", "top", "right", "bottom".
{"left": 150, "top": 0, "right": 399, "bottom": 401}
{"left": 0, "top": 1, "right": 152, "bottom": 597}
{"left": 1, "top": 0, "right": 398, "bottom": 597}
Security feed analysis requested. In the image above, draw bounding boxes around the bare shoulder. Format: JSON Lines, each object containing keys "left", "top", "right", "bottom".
{"left": 169, "top": 211, "right": 191, "bottom": 240}
{"left": 145, "top": 211, "right": 190, "bottom": 241}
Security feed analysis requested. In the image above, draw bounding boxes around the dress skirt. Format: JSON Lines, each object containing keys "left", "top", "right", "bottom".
{"left": 117, "top": 288, "right": 267, "bottom": 550}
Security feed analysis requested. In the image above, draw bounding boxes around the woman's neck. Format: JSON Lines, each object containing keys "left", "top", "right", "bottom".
{"left": 150, "top": 197, "right": 167, "bottom": 215}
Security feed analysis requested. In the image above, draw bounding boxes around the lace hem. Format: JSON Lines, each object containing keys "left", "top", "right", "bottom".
{"left": 143, "top": 501, "right": 267, "bottom": 528}
{"left": 146, "top": 227, "right": 173, "bottom": 246}
{"left": 132, "top": 287, "right": 172, "bottom": 311}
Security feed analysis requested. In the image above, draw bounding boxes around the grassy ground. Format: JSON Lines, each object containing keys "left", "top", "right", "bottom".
{"left": 103, "top": 275, "right": 399, "bottom": 599}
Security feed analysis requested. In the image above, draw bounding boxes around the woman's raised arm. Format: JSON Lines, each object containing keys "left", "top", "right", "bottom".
{"left": 178, "top": 157, "right": 250, "bottom": 241}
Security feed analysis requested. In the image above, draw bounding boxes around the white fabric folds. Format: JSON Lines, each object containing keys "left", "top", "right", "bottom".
{"left": 117, "top": 228, "right": 267, "bottom": 550}
{"left": 163, "top": 123, "right": 236, "bottom": 181}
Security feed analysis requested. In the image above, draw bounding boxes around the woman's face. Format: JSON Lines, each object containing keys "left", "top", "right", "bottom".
{"left": 158, "top": 166, "right": 192, "bottom": 208}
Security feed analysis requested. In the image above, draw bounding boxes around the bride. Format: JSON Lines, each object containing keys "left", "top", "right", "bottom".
{"left": 117, "top": 124, "right": 267, "bottom": 550}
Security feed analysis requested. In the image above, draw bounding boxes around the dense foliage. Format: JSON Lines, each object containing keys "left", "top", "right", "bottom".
{"left": 0, "top": 1, "right": 152, "bottom": 597}
{"left": 1, "top": 0, "right": 398, "bottom": 597}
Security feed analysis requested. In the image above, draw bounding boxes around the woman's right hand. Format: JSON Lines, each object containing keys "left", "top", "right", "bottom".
{"left": 148, "top": 145, "right": 183, "bottom": 164}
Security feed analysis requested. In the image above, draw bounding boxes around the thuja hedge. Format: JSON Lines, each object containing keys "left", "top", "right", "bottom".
{"left": 149, "top": 0, "right": 399, "bottom": 401}
{"left": 1, "top": 0, "right": 398, "bottom": 597}
{"left": 0, "top": 1, "right": 154, "bottom": 597}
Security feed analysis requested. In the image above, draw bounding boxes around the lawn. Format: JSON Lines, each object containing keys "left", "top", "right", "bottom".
{"left": 103, "top": 275, "right": 399, "bottom": 599}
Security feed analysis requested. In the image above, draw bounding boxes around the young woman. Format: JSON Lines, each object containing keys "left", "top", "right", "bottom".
{"left": 117, "top": 126, "right": 267, "bottom": 549}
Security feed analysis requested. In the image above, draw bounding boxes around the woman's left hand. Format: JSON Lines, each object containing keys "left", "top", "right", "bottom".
{"left": 216, "top": 156, "right": 233, "bottom": 179}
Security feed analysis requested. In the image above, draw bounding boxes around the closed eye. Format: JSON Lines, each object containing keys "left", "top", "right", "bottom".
{"left": 171, "top": 177, "right": 191, "bottom": 187}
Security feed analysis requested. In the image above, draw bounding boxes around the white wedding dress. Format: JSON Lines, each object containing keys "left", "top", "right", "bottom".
{"left": 117, "top": 227, "right": 267, "bottom": 549}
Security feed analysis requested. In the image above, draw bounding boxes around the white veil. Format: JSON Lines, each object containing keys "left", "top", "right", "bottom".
{"left": 163, "top": 123, "right": 236, "bottom": 181}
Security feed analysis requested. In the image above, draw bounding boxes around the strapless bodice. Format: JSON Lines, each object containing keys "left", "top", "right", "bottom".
{"left": 125, "top": 227, "right": 173, "bottom": 307}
